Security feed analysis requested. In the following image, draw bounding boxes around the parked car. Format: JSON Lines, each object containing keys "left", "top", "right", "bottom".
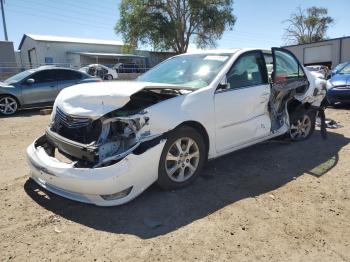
{"left": 27, "top": 48, "right": 326, "bottom": 206}
{"left": 326, "top": 62, "right": 350, "bottom": 105}
{"left": 114, "top": 63, "right": 141, "bottom": 73}
{"left": 331, "top": 61, "right": 349, "bottom": 77}
{"left": 0, "top": 66, "right": 100, "bottom": 115}
{"left": 305, "top": 65, "right": 328, "bottom": 79}
{"left": 80, "top": 64, "right": 118, "bottom": 80}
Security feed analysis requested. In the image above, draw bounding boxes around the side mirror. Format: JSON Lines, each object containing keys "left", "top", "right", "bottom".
{"left": 217, "top": 78, "right": 230, "bottom": 92}
{"left": 217, "top": 83, "right": 230, "bottom": 91}
{"left": 26, "top": 78, "right": 35, "bottom": 85}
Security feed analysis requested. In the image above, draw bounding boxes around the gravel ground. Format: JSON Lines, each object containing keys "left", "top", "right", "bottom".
{"left": 0, "top": 107, "right": 349, "bottom": 262}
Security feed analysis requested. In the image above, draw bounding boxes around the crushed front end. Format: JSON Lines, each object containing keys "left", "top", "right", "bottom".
{"left": 26, "top": 84, "right": 185, "bottom": 205}
{"left": 26, "top": 106, "right": 167, "bottom": 206}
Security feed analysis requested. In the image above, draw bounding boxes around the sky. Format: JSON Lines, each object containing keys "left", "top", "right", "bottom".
{"left": 1, "top": 0, "right": 350, "bottom": 51}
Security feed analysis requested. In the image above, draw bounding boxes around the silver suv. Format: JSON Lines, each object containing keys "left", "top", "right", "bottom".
{"left": 0, "top": 66, "right": 100, "bottom": 115}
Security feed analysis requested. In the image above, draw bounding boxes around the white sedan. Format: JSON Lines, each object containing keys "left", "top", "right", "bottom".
{"left": 305, "top": 65, "right": 328, "bottom": 79}
{"left": 26, "top": 48, "right": 326, "bottom": 206}
{"left": 80, "top": 64, "right": 118, "bottom": 80}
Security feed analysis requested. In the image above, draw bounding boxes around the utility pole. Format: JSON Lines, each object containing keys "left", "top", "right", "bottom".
{"left": 0, "top": 0, "right": 8, "bottom": 41}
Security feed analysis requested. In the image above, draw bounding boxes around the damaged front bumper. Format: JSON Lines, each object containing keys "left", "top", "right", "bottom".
{"left": 26, "top": 136, "right": 165, "bottom": 206}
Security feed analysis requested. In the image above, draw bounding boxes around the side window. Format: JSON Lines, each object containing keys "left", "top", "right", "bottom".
{"left": 31, "top": 70, "right": 55, "bottom": 83}
{"left": 274, "top": 50, "right": 305, "bottom": 81}
{"left": 58, "top": 70, "right": 82, "bottom": 81}
{"left": 227, "top": 52, "right": 266, "bottom": 89}
{"left": 101, "top": 67, "right": 108, "bottom": 74}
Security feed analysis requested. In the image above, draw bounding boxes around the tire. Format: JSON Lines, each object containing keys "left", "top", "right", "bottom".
{"left": 288, "top": 109, "right": 315, "bottom": 141}
{"left": 0, "top": 95, "right": 18, "bottom": 116}
{"left": 105, "top": 74, "right": 113, "bottom": 80}
{"left": 157, "top": 126, "right": 206, "bottom": 190}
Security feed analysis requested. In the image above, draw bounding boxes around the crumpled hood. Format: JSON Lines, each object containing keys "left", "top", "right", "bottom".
{"left": 54, "top": 81, "right": 179, "bottom": 118}
{"left": 330, "top": 74, "right": 350, "bottom": 87}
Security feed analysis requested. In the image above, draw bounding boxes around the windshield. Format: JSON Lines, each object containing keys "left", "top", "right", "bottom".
{"left": 5, "top": 70, "right": 35, "bottom": 84}
{"left": 339, "top": 63, "right": 350, "bottom": 74}
{"left": 138, "top": 53, "right": 232, "bottom": 89}
{"left": 333, "top": 62, "right": 348, "bottom": 72}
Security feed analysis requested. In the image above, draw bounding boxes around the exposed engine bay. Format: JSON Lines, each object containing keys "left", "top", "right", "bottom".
{"left": 44, "top": 88, "right": 181, "bottom": 168}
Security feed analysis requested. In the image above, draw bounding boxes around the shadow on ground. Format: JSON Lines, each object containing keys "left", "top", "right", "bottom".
{"left": 24, "top": 130, "right": 350, "bottom": 239}
{"left": 0, "top": 108, "right": 51, "bottom": 118}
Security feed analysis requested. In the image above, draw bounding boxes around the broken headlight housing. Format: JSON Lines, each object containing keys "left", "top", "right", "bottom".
{"left": 93, "top": 115, "right": 150, "bottom": 167}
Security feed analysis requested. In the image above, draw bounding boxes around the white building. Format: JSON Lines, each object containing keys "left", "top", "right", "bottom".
{"left": 18, "top": 34, "right": 174, "bottom": 69}
{"left": 283, "top": 36, "right": 350, "bottom": 69}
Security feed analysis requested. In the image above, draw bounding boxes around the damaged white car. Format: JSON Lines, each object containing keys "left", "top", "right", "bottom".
{"left": 26, "top": 48, "right": 326, "bottom": 206}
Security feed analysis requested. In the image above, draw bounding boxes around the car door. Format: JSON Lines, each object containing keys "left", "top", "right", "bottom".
{"left": 214, "top": 50, "right": 271, "bottom": 153}
{"left": 271, "top": 48, "right": 309, "bottom": 94}
{"left": 97, "top": 66, "right": 108, "bottom": 79}
{"left": 57, "top": 69, "right": 83, "bottom": 94}
{"left": 20, "top": 69, "right": 58, "bottom": 105}
{"left": 269, "top": 48, "right": 310, "bottom": 130}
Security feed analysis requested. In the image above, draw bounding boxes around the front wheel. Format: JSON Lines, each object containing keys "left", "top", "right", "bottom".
{"left": 0, "top": 96, "right": 18, "bottom": 116}
{"left": 105, "top": 74, "right": 113, "bottom": 80}
{"left": 289, "top": 110, "right": 315, "bottom": 141}
{"left": 157, "top": 126, "right": 206, "bottom": 190}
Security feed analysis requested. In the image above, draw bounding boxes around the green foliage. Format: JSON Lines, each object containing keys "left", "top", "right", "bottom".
{"left": 115, "top": 0, "right": 236, "bottom": 54}
{"left": 284, "top": 6, "right": 334, "bottom": 45}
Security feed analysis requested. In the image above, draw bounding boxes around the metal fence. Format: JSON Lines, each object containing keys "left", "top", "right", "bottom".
{"left": 0, "top": 63, "right": 151, "bottom": 81}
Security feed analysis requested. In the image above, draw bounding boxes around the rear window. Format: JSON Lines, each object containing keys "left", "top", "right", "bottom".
{"left": 31, "top": 70, "right": 56, "bottom": 83}
{"left": 57, "top": 70, "right": 82, "bottom": 81}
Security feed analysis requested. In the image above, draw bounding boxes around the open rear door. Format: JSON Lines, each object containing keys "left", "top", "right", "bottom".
{"left": 269, "top": 48, "right": 310, "bottom": 131}
{"left": 271, "top": 47, "right": 309, "bottom": 92}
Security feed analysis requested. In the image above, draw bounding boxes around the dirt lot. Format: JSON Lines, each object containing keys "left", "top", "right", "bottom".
{"left": 0, "top": 108, "right": 349, "bottom": 262}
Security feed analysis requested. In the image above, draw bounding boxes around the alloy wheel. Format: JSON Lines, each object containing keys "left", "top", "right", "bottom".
{"left": 165, "top": 137, "right": 200, "bottom": 182}
{"left": 290, "top": 114, "right": 312, "bottom": 140}
{"left": 0, "top": 97, "right": 18, "bottom": 115}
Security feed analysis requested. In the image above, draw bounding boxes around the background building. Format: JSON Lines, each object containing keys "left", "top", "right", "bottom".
{"left": 283, "top": 36, "right": 350, "bottom": 69}
{"left": 17, "top": 34, "right": 174, "bottom": 70}
{"left": 0, "top": 41, "right": 17, "bottom": 79}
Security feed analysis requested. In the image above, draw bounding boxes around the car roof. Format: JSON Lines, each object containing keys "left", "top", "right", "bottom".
{"left": 33, "top": 66, "right": 79, "bottom": 72}
{"left": 182, "top": 48, "right": 271, "bottom": 56}
{"left": 185, "top": 48, "right": 241, "bottom": 54}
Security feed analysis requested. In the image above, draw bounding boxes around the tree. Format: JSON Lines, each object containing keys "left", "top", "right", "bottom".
{"left": 284, "top": 6, "right": 334, "bottom": 45}
{"left": 115, "top": 0, "right": 236, "bottom": 54}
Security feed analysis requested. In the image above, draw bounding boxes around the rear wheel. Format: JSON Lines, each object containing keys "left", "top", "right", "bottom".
{"left": 0, "top": 96, "right": 18, "bottom": 116}
{"left": 157, "top": 126, "right": 206, "bottom": 190}
{"left": 289, "top": 110, "right": 315, "bottom": 141}
{"left": 105, "top": 74, "right": 113, "bottom": 80}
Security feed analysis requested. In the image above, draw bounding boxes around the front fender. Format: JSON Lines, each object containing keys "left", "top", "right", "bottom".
{"left": 143, "top": 88, "right": 216, "bottom": 157}
{"left": 0, "top": 86, "right": 22, "bottom": 105}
